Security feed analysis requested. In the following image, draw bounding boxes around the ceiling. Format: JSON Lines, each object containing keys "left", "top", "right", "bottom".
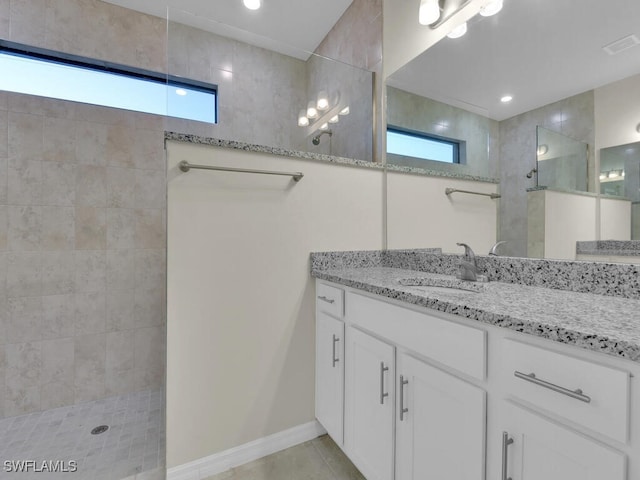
{"left": 387, "top": 0, "right": 640, "bottom": 121}
{"left": 101, "top": 0, "right": 353, "bottom": 60}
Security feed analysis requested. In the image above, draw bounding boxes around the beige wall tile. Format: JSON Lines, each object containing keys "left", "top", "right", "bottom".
{"left": 74, "top": 333, "right": 106, "bottom": 402}
{"left": 135, "top": 169, "right": 166, "bottom": 209}
{"left": 0, "top": 205, "right": 7, "bottom": 250}
{"left": 75, "top": 206, "right": 106, "bottom": 250}
{"left": 41, "top": 294, "right": 75, "bottom": 340}
{"left": 135, "top": 249, "right": 165, "bottom": 292}
{"left": 106, "top": 331, "right": 134, "bottom": 375}
{"left": 41, "top": 162, "right": 76, "bottom": 206}
{"left": 74, "top": 291, "right": 106, "bottom": 335}
{"left": 7, "top": 92, "right": 75, "bottom": 119}
{"left": 9, "top": 0, "right": 46, "bottom": 46}
{"left": 133, "top": 130, "right": 164, "bottom": 171}
{"left": 7, "top": 297, "right": 42, "bottom": 343}
{"left": 75, "top": 122, "right": 108, "bottom": 166}
{"left": 106, "top": 208, "right": 135, "bottom": 249}
{"left": 0, "top": 157, "right": 7, "bottom": 205}
{"left": 106, "top": 125, "right": 136, "bottom": 168}
{"left": 74, "top": 250, "right": 106, "bottom": 293}
{"left": 41, "top": 337, "right": 74, "bottom": 384}
{"left": 106, "top": 249, "right": 134, "bottom": 292}
{"left": 40, "top": 381, "right": 74, "bottom": 410}
{"left": 135, "top": 209, "right": 165, "bottom": 249}
{"left": 134, "top": 326, "right": 164, "bottom": 391}
{"left": 75, "top": 165, "right": 107, "bottom": 207}
{"left": 43, "top": 116, "right": 77, "bottom": 163}
{"left": 0, "top": 0, "right": 8, "bottom": 40}
{"left": 6, "top": 252, "right": 42, "bottom": 297}
{"left": 0, "top": 344, "right": 5, "bottom": 418}
{"left": 6, "top": 342, "right": 42, "bottom": 391}
{"left": 8, "top": 158, "right": 42, "bottom": 206}
{"left": 44, "top": 0, "right": 79, "bottom": 53}
{"left": 134, "top": 289, "right": 164, "bottom": 329}
{"left": 106, "top": 290, "right": 135, "bottom": 332}
{"left": 8, "top": 206, "right": 41, "bottom": 251}
{"left": 41, "top": 206, "right": 75, "bottom": 250}
{"left": 42, "top": 251, "right": 75, "bottom": 295}
{"left": 105, "top": 367, "right": 135, "bottom": 396}
{"left": 8, "top": 111, "right": 43, "bottom": 160}
{"left": 5, "top": 384, "right": 41, "bottom": 417}
{"left": 0, "top": 110, "right": 7, "bottom": 158}
{"left": 107, "top": 167, "right": 136, "bottom": 208}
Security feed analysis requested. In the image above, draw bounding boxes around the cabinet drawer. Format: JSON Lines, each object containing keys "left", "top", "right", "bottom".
{"left": 316, "top": 282, "right": 344, "bottom": 318}
{"left": 502, "top": 338, "right": 630, "bottom": 443}
{"left": 346, "top": 292, "right": 486, "bottom": 380}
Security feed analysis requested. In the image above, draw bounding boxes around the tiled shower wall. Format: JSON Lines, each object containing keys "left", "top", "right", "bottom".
{"left": 0, "top": 0, "right": 169, "bottom": 419}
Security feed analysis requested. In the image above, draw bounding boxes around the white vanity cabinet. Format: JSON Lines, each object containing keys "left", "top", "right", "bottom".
{"left": 344, "top": 326, "right": 395, "bottom": 480}
{"left": 395, "top": 352, "right": 485, "bottom": 480}
{"left": 500, "top": 402, "right": 626, "bottom": 480}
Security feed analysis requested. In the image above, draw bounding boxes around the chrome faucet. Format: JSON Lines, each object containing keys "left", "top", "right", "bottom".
{"left": 456, "top": 243, "right": 478, "bottom": 281}
{"left": 488, "top": 240, "right": 507, "bottom": 256}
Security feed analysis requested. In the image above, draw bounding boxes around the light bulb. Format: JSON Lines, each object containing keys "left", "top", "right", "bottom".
{"left": 622, "top": 171, "right": 626, "bottom": 177}
{"left": 307, "top": 101, "right": 318, "bottom": 119}
{"left": 479, "top": 0, "right": 503, "bottom": 17}
{"left": 320, "top": 123, "right": 329, "bottom": 131}
{"left": 329, "top": 115, "right": 339, "bottom": 124}
{"left": 447, "top": 22, "right": 467, "bottom": 39}
{"left": 599, "top": 173, "right": 607, "bottom": 180}
{"left": 609, "top": 171, "right": 619, "bottom": 179}
{"left": 317, "top": 90, "right": 329, "bottom": 111}
{"left": 419, "top": 0, "right": 440, "bottom": 25}
{"left": 501, "top": 95, "right": 513, "bottom": 103}
{"left": 243, "top": 0, "right": 261, "bottom": 10}
{"left": 298, "top": 109, "right": 309, "bottom": 127}
{"left": 339, "top": 106, "right": 350, "bottom": 115}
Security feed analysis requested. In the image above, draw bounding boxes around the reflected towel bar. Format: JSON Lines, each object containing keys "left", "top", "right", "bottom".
{"left": 179, "top": 160, "right": 304, "bottom": 182}
{"left": 445, "top": 188, "right": 500, "bottom": 199}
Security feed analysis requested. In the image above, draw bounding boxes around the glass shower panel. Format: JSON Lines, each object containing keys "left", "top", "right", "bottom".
{"left": 166, "top": 7, "right": 374, "bottom": 161}
{"left": 536, "top": 126, "right": 588, "bottom": 192}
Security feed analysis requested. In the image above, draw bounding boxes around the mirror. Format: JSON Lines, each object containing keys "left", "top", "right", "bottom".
{"left": 385, "top": 0, "right": 640, "bottom": 260}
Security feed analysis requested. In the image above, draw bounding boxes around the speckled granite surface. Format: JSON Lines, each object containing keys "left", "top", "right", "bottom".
{"left": 577, "top": 240, "right": 640, "bottom": 257}
{"left": 165, "top": 132, "right": 501, "bottom": 183}
{"left": 311, "top": 250, "right": 640, "bottom": 299}
{"left": 312, "top": 267, "right": 640, "bottom": 363}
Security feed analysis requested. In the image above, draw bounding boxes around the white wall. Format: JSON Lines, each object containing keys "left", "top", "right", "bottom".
{"left": 601, "top": 197, "right": 631, "bottom": 240}
{"left": 386, "top": 173, "right": 498, "bottom": 253}
{"left": 594, "top": 73, "right": 640, "bottom": 151}
{"left": 166, "top": 141, "right": 385, "bottom": 468}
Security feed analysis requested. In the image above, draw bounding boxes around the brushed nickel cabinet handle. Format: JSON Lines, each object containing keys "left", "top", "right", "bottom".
{"left": 502, "top": 431, "right": 514, "bottom": 480}
{"left": 399, "top": 375, "right": 409, "bottom": 421}
{"left": 332, "top": 335, "right": 340, "bottom": 367}
{"left": 318, "top": 295, "right": 335, "bottom": 304}
{"left": 514, "top": 371, "right": 591, "bottom": 403}
{"left": 380, "top": 362, "right": 389, "bottom": 404}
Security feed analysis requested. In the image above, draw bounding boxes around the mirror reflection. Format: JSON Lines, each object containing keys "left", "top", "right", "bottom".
{"left": 385, "top": 0, "right": 640, "bottom": 261}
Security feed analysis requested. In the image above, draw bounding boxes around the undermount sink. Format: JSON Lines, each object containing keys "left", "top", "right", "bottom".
{"left": 397, "top": 276, "right": 485, "bottom": 293}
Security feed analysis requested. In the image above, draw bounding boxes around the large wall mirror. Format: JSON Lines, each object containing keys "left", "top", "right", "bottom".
{"left": 385, "top": 0, "right": 640, "bottom": 260}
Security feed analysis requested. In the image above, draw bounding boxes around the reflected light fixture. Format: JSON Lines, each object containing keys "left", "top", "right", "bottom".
{"left": 536, "top": 144, "right": 548, "bottom": 156}
{"left": 320, "top": 123, "right": 329, "bottom": 131}
{"left": 329, "top": 115, "right": 340, "bottom": 124}
{"left": 317, "top": 90, "right": 329, "bottom": 111}
{"left": 307, "top": 101, "right": 318, "bottom": 119}
{"left": 501, "top": 95, "right": 513, "bottom": 103}
{"left": 447, "top": 22, "right": 467, "bottom": 39}
{"left": 480, "top": 0, "right": 503, "bottom": 17}
{"left": 419, "top": 0, "right": 440, "bottom": 25}
{"left": 298, "top": 109, "right": 309, "bottom": 127}
{"left": 243, "top": 0, "right": 261, "bottom": 10}
{"left": 339, "top": 106, "right": 350, "bottom": 115}
{"left": 609, "top": 171, "right": 620, "bottom": 179}
{"left": 599, "top": 173, "right": 607, "bottom": 180}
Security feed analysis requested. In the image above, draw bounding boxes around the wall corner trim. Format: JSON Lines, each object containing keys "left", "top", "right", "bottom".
{"left": 166, "top": 421, "right": 327, "bottom": 480}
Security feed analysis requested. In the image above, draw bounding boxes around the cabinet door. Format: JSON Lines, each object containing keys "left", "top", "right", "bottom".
{"left": 315, "top": 311, "right": 345, "bottom": 445}
{"left": 344, "top": 326, "right": 395, "bottom": 480}
{"left": 396, "top": 353, "right": 486, "bottom": 480}
{"left": 502, "top": 402, "right": 626, "bottom": 480}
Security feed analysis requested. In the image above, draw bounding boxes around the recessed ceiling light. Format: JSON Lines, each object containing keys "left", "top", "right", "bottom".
{"left": 243, "top": 0, "right": 261, "bottom": 10}
{"left": 501, "top": 95, "right": 513, "bottom": 103}
{"left": 175, "top": 88, "right": 187, "bottom": 96}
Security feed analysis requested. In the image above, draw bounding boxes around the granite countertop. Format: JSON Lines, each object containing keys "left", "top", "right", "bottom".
{"left": 312, "top": 266, "right": 640, "bottom": 364}
{"left": 577, "top": 240, "right": 640, "bottom": 257}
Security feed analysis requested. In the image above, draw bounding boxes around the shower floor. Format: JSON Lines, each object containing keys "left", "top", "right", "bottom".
{"left": 0, "top": 390, "right": 165, "bottom": 480}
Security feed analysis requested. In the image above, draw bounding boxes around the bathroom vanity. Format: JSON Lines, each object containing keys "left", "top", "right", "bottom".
{"left": 312, "top": 254, "right": 640, "bottom": 480}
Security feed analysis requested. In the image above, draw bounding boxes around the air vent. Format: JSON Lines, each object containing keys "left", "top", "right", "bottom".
{"left": 603, "top": 34, "right": 640, "bottom": 55}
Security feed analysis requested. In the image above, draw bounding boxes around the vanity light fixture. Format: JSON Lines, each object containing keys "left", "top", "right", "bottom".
{"left": 320, "top": 123, "right": 329, "bottom": 130}
{"left": 329, "top": 115, "right": 340, "bottom": 124}
{"left": 419, "top": 0, "right": 441, "bottom": 25}
{"left": 447, "top": 22, "right": 468, "bottom": 39}
{"left": 536, "top": 144, "right": 548, "bottom": 156}
{"left": 298, "top": 109, "right": 309, "bottom": 127}
{"left": 500, "top": 95, "right": 513, "bottom": 103}
{"left": 339, "top": 105, "right": 350, "bottom": 115}
{"left": 306, "top": 101, "right": 318, "bottom": 119}
{"left": 599, "top": 173, "right": 607, "bottom": 180}
{"left": 243, "top": 0, "right": 261, "bottom": 10}
{"left": 317, "top": 90, "right": 329, "bottom": 111}
{"left": 479, "top": 0, "right": 503, "bottom": 17}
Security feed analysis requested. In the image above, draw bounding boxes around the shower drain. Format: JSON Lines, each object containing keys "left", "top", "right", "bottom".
{"left": 91, "top": 425, "right": 109, "bottom": 435}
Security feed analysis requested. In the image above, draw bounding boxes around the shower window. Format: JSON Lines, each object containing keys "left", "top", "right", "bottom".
{"left": 387, "top": 126, "right": 462, "bottom": 164}
{"left": 0, "top": 40, "right": 217, "bottom": 123}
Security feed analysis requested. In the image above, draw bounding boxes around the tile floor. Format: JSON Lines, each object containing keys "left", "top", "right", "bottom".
{"left": 0, "top": 390, "right": 164, "bottom": 480}
{"left": 204, "top": 435, "right": 365, "bottom": 480}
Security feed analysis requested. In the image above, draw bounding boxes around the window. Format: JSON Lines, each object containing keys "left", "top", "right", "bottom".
{"left": 387, "top": 127, "right": 462, "bottom": 164}
{"left": 0, "top": 40, "right": 217, "bottom": 123}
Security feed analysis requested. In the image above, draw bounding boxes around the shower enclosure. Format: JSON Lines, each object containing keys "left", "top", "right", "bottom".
{"left": 535, "top": 126, "right": 589, "bottom": 192}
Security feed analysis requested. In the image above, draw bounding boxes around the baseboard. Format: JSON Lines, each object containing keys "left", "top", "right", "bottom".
{"left": 167, "top": 420, "right": 327, "bottom": 480}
